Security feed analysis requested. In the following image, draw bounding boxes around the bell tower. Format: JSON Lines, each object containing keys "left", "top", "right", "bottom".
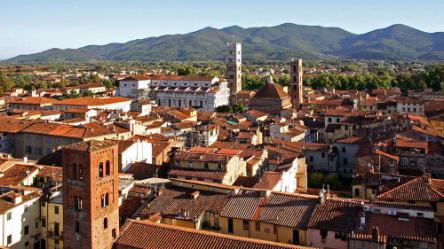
{"left": 227, "top": 42, "right": 242, "bottom": 104}
{"left": 62, "top": 140, "right": 119, "bottom": 249}
{"left": 290, "top": 58, "right": 304, "bottom": 109}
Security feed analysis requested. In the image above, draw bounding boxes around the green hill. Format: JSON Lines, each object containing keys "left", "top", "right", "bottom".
{"left": 5, "top": 23, "right": 444, "bottom": 63}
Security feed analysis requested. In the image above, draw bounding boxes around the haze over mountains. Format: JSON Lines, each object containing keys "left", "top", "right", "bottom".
{"left": 6, "top": 23, "right": 444, "bottom": 63}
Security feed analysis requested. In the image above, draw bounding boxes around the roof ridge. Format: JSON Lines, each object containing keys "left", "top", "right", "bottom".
{"left": 376, "top": 177, "right": 421, "bottom": 198}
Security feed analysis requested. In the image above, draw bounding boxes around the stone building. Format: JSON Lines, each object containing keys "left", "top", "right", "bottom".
{"left": 62, "top": 140, "right": 119, "bottom": 249}
{"left": 249, "top": 76, "right": 292, "bottom": 115}
{"left": 226, "top": 42, "right": 242, "bottom": 104}
{"left": 289, "top": 58, "right": 304, "bottom": 109}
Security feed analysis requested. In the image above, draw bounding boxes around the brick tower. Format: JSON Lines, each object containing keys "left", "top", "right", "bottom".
{"left": 226, "top": 42, "right": 242, "bottom": 104}
{"left": 289, "top": 58, "right": 304, "bottom": 109}
{"left": 62, "top": 140, "right": 119, "bottom": 249}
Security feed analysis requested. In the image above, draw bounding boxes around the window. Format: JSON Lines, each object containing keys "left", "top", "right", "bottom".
{"left": 417, "top": 212, "right": 424, "bottom": 217}
{"left": 320, "top": 229, "right": 327, "bottom": 239}
{"left": 101, "top": 193, "right": 109, "bottom": 207}
{"left": 26, "top": 145, "right": 32, "bottom": 154}
{"left": 54, "top": 206, "right": 59, "bottom": 214}
{"left": 104, "top": 218, "right": 108, "bottom": 229}
{"left": 309, "top": 156, "right": 314, "bottom": 162}
{"left": 35, "top": 221, "right": 38, "bottom": 228}
{"left": 54, "top": 223, "right": 60, "bottom": 237}
{"left": 342, "top": 147, "right": 346, "bottom": 153}
{"left": 321, "top": 152, "right": 325, "bottom": 158}
{"left": 354, "top": 188, "right": 360, "bottom": 196}
{"left": 7, "top": 235, "right": 12, "bottom": 245}
{"left": 78, "top": 165, "right": 84, "bottom": 180}
{"left": 75, "top": 221, "right": 80, "bottom": 233}
{"left": 343, "top": 158, "right": 348, "bottom": 165}
{"left": 24, "top": 225, "right": 29, "bottom": 235}
{"left": 7, "top": 212, "right": 12, "bottom": 220}
{"left": 99, "top": 162, "right": 104, "bottom": 177}
{"left": 328, "top": 118, "right": 332, "bottom": 123}
{"left": 217, "top": 164, "right": 222, "bottom": 171}
{"left": 204, "top": 162, "right": 209, "bottom": 169}
{"left": 42, "top": 218, "right": 46, "bottom": 227}
{"left": 112, "top": 228, "right": 117, "bottom": 239}
{"left": 242, "top": 220, "right": 249, "bottom": 230}
{"left": 255, "top": 221, "right": 260, "bottom": 231}
{"left": 336, "top": 118, "right": 340, "bottom": 123}
{"left": 228, "top": 218, "right": 233, "bottom": 233}
{"left": 105, "top": 160, "right": 110, "bottom": 176}
{"left": 75, "top": 196, "right": 83, "bottom": 211}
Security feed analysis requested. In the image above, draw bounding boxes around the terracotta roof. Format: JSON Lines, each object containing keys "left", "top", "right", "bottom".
{"left": 308, "top": 198, "right": 362, "bottom": 232}
{"left": 0, "top": 117, "right": 37, "bottom": 133}
{"left": 374, "top": 149, "right": 399, "bottom": 162}
{"left": 350, "top": 212, "right": 437, "bottom": 243}
{"left": 253, "top": 82, "right": 289, "bottom": 99}
{"left": 175, "top": 151, "right": 232, "bottom": 164}
{"left": 9, "top": 96, "right": 56, "bottom": 105}
{"left": 0, "top": 164, "right": 39, "bottom": 186}
{"left": 169, "top": 169, "right": 227, "bottom": 181}
{"left": 377, "top": 176, "right": 444, "bottom": 202}
{"left": 126, "top": 162, "right": 160, "bottom": 180}
{"left": 36, "top": 166, "right": 63, "bottom": 181}
{"left": 121, "top": 75, "right": 151, "bottom": 81}
{"left": 138, "top": 187, "right": 229, "bottom": 222}
{"left": 54, "top": 96, "right": 130, "bottom": 106}
{"left": 253, "top": 172, "right": 282, "bottom": 190}
{"left": 62, "top": 140, "right": 117, "bottom": 152}
{"left": 395, "top": 137, "right": 428, "bottom": 149}
{"left": 335, "top": 136, "right": 363, "bottom": 144}
{"left": 258, "top": 192, "right": 318, "bottom": 229}
{"left": 116, "top": 219, "right": 310, "bottom": 249}
{"left": 221, "top": 190, "right": 264, "bottom": 220}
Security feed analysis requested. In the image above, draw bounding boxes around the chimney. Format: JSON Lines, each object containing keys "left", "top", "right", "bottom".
{"left": 191, "top": 190, "right": 200, "bottom": 199}
{"left": 371, "top": 226, "right": 380, "bottom": 242}
{"left": 23, "top": 156, "right": 28, "bottom": 164}
{"left": 318, "top": 185, "right": 326, "bottom": 203}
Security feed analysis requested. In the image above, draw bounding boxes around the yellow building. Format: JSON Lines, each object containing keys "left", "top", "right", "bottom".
{"left": 169, "top": 148, "right": 247, "bottom": 185}
{"left": 430, "top": 113, "right": 444, "bottom": 137}
{"left": 218, "top": 190, "right": 318, "bottom": 246}
{"left": 41, "top": 190, "right": 63, "bottom": 249}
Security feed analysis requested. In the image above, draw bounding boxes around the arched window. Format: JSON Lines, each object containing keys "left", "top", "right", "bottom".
{"left": 105, "top": 161, "right": 110, "bottom": 176}
{"left": 101, "top": 193, "right": 109, "bottom": 208}
{"left": 99, "top": 162, "right": 104, "bottom": 177}
{"left": 103, "top": 217, "right": 108, "bottom": 229}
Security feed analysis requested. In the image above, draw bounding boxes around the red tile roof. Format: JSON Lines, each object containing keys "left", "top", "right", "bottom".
{"left": 253, "top": 172, "right": 282, "bottom": 190}
{"left": 116, "top": 220, "right": 310, "bottom": 249}
{"left": 377, "top": 176, "right": 444, "bottom": 202}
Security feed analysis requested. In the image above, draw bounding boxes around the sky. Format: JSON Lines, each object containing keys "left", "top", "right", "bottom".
{"left": 1, "top": 0, "right": 443, "bottom": 59}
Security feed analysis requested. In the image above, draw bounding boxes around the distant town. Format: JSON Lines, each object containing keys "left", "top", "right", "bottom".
{"left": 0, "top": 40, "right": 443, "bottom": 249}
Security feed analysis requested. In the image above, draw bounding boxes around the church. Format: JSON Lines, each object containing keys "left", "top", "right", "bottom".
{"left": 248, "top": 76, "right": 292, "bottom": 115}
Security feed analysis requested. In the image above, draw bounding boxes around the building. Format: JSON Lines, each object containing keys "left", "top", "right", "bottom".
{"left": 150, "top": 76, "right": 230, "bottom": 112}
{"left": 8, "top": 97, "right": 57, "bottom": 110}
{"left": 41, "top": 190, "right": 64, "bottom": 249}
{"left": 226, "top": 42, "right": 242, "bottom": 103}
{"left": 62, "top": 140, "right": 119, "bottom": 249}
{"left": 0, "top": 187, "right": 42, "bottom": 249}
{"left": 397, "top": 97, "right": 425, "bottom": 116}
{"left": 53, "top": 97, "right": 132, "bottom": 112}
{"left": 118, "top": 75, "right": 151, "bottom": 98}
{"left": 169, "top": 147, "right": 247, "bottom": 185}
{"left": 249, "top": 76, "right": 292, "bottom": 115}
{"left": 289, "top": 59, "right": 303, "bottom": 109}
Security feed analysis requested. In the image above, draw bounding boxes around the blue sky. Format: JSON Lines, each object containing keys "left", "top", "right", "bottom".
{"left": 1, "top": 0, "right": 443, "bottom": 59}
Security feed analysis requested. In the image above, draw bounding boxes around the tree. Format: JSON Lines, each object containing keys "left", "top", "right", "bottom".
{"left": 0, "top": 74, "right": 15, "bottom": 93}
{"left": 215, "top": 105, "right": 232, "bottom": 113}
{"left": 82, "top": 90, "right": 94, "bottom": 97}
{"left": 103, "top": 79, "right": 114, "bottom": 89}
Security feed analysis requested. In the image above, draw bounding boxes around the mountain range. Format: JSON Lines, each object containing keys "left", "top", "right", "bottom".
{"left": 5, "top": 23, "right": 444, "bottom": 63}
